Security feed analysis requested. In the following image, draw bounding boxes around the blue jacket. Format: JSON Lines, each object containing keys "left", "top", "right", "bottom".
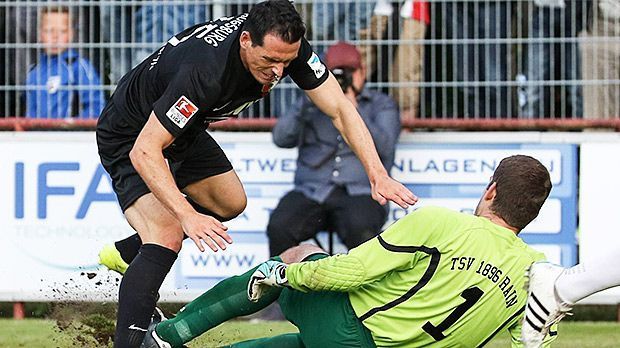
{"left": 273, "top": 88, "right": 401, "bottom": 203}
{"left": 26, "top": 49, "right": 104, "bottom": 118}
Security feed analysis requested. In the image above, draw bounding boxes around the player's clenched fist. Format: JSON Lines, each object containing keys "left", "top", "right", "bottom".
{"left": 247, "top": 260, "right": 289, "bottom": 302}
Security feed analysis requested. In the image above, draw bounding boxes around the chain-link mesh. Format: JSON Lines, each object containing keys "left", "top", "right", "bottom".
{"left": 0, "top": 1, "right": 616, "bottom": 121}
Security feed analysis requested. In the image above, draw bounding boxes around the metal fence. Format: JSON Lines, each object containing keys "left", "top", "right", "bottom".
{"left": 1, "top": 0, "right": 618, "bottom": 123}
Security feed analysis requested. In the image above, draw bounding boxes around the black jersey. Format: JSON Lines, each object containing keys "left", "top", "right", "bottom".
{"left": 102, "top": 13, "right": 328, "bottom": 148}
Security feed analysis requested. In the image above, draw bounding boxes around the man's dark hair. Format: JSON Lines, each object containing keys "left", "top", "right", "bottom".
{"left": 490, "top": 155, "right": 552, "bottom": 231}
{"left": 243, "top": 0, "right": 306, "bottom": 46}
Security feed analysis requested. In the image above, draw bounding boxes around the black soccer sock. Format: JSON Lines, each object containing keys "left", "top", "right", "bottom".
{"left": 113, "top": 197, "right": 229, "bottom": 265}
{"left": 114, "top": 243, "right": 178, "bottom": 348}
{"left": 114, "top": 234, "right": 142, "bottom": 264}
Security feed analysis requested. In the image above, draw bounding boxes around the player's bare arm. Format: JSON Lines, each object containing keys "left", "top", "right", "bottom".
{"left": 130, "top": 112, "right": 232, "bottom": 252}
{"left": 305, "top": 73, "right": 418, "bottom": 208}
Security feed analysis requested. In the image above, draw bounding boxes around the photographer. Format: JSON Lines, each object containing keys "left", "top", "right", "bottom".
{"left": 268, "top": 41, "right": 401, "bottom": 256}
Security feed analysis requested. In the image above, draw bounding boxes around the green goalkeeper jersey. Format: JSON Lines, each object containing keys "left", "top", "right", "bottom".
{"left": 286, "top": 206, "right": 554, "bottom": 347}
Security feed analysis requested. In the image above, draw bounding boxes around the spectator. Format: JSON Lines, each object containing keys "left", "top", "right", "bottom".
{"left": 133, "top": 4, "right": 210, "bottom": 67}
{"left": 358, "top": 0, "right": 392, "bottom": 86}
{"left": 100, "top": 0, "right": 134, "bottom": 85}
{"left": 581, "top": 0, "right": 620, "bottom": 119}
{"left": 271, "top": 1, "right": 374, "bottom": 118}
{"left": 392, "top": 0, "right": 430, "bottom": 117}
{"left": 311, "top": 0, "right": 373, "bottom": 55}
{"left": 26, "top": 6, "right": 104, "bottom": 118}
{"left": 521, "top": 0, "right": 586, "bottom": 118}
{"left": 0, "top": 0, "right": 37, "bottom": 117}
{"left": 267, "top": 41, "right": 401, "bottom": 256}
{"left": 442, "top": 0, "right": 514, "bottom": 118}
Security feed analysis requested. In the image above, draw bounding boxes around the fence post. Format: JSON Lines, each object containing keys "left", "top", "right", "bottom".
{"left": 13, "top": 302, "right": 25, "bottom": 320}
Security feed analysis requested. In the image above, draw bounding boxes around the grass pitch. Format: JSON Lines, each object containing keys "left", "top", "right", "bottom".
{"left": 1, "top": 319, "right": 620, "bottom": 347}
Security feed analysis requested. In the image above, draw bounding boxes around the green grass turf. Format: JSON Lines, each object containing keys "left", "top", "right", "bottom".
{"left": 1, "top": 319, "right": 619, "bottom": 347}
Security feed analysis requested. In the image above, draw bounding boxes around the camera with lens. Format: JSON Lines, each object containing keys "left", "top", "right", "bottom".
{"left": 331, "top": 67, "right": 354, "bottom": 93}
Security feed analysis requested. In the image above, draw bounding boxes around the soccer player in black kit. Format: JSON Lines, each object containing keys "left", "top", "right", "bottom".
{"left": 96, "top": 1, "right": 417, "bottom": 346}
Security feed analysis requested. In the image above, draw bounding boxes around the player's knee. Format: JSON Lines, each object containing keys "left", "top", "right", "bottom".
{"left": 219, "top": 194, "right": 247, "bottom": 220}
{"left": 143, "top": 230, "right": 184, "bottom": 252}
{"left": 280, "top": 244, "right": 327, "bottom": 264}
{"left": 221, "top": 188, "right": 247, "bottom": 218}
{"left": 164, "top": 238, "right": 183, "bottom": 252}
{"left": 138, "top": 221, "right": 184, "bottom": 252}
{"left": 188, "top": 193, "right": 246, "bottom": 221}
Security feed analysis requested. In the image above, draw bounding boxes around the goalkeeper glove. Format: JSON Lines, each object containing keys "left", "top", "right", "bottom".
{"left": 247, "top": 260, "right": 289, "bottom": 302}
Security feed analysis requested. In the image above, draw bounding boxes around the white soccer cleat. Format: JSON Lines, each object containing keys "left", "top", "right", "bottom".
{"left": 522, "top": 262, "right": 573, "bottom": 348}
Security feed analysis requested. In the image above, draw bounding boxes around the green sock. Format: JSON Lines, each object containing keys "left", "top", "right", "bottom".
{"left": 225, "top": 333, "right": 304, "bottom": 348}
{"left": 156, "top": 260, "right": 284, "bottom": 347}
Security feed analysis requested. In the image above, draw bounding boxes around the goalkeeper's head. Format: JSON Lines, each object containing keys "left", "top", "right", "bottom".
{"left": 475, "top": 155, "right": 552, "bottom": 233}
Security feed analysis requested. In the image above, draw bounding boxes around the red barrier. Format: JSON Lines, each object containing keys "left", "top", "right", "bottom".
{"left": 400, "top": 118, "right": 620, "bottom": 131}
{"left": 1, "top": 117, "right": 620, "bottom": 132}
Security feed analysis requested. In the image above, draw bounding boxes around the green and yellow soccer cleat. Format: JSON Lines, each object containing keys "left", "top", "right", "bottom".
{"left": 98, "top": 244, "right": 129, "bottom": 275}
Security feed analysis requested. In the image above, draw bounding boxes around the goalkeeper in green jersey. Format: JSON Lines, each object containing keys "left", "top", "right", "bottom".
{"left": 142, "top": 155, "right": 557, "bottom": 348}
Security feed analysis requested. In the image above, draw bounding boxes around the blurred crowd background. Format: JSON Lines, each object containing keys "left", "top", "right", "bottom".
{"left": 1, "top": 0, "right": 618, "bottom": 122}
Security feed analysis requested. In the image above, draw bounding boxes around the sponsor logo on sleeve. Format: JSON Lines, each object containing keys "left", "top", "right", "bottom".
{"left": 166, "top": 96, "right": 198, "bottom": 128}
{"left": 307, "top": 52, "right": 326, "bottom": 79}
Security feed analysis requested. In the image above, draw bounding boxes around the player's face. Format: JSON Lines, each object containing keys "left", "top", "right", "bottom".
{"left": 240, "top": 32, "right": 300, "bottom": 85}
{"left": 40, "top": 12, "right": 74, "bottom": 55}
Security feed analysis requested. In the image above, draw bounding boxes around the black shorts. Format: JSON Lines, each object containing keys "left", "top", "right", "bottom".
{"left": 96, "top": 101, "right": 233, "bottom": 212}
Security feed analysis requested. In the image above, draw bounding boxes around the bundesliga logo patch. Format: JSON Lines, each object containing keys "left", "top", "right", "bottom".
{"left": 166, "top": 96, "right": 198, "bottom": 128}
{"left": 307, "top": 52, "right": 326, "bottom": 79}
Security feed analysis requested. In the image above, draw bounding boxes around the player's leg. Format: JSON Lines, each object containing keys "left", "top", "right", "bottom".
{"left": 225, "top": 333, "right": 305, "bottom": 348}
{"left": 143, "top": 245, "right": 326, "bottom": 348}
{"left": 116, "top": 193, "right": 184, "bottom": 347}
{"left": 327, "top": 187, "right": 387, "bottom": 250}
{"left": 99, "top": 194, "right": 240, "bottom": 274}
{"left": 266, "top": 191, "right": 326, "bottom": 256}
{"left": 277, "top": 253, "right": 376, "bottom": 348}
{"left": 148, "top": 259, "right": 285, "bottom": 347}
{"left": 101, "top": 132, "right": 245, "bottom": 272}
{"left": 97, "top": 110, "right": 184, "bottom": 347}
{"left": 522, "top": 249, "right": 620, "bottom": 347}
{"left": 522, "top": 262, "right": 570, "bottom": 347}
{"left": 555, "top": 248, "right": 620, "bottom": 305}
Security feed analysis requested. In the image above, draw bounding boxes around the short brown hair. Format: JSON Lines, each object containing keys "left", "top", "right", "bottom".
{"left": 41, "top": 5, "right": 70, "bottom": 15}
{"left": 490, "top": 155, "right": 552, "bottom": 231}
{"left": 40, "top": 5, "right": 74, "bottom": 26}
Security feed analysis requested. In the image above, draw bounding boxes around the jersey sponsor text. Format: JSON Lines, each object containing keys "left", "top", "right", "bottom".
{"left": 203, "top": 14, "right": 248, "bottom": 47}
{"left": 450, "top": 256, "right": 518, "bottom": 308}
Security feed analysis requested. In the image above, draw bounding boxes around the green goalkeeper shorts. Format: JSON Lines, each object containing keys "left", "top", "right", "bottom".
{"left": 277, "top": 254, "right": 376, "bottom": 348}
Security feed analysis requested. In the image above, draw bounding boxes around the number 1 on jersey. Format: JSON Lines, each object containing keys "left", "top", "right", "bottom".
{"left": 422, "top": 286, "right": 484, "bottom": 341}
